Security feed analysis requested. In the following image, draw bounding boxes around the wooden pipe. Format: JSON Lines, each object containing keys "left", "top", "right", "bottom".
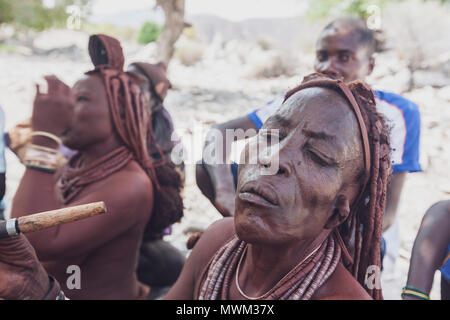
{"left": 0, "top": 202, "right": 107, "bottom": 239}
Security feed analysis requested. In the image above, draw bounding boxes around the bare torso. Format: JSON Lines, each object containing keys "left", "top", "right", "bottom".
{"left": 12, "top": 160, "right": 153, "bottom": 299}
{"left": 167, "top": 218, "right": 371, "bottom": 300}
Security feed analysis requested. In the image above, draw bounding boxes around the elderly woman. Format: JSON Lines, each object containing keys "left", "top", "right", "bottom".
{"left": 0, "top": 73, "right": 390, "bottom": 300}
{"left": 166, "top": 73, "right": 391, "bottom": 300}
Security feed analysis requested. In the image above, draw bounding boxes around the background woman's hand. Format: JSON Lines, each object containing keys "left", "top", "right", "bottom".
{"left": 0, "top": 235, "right": 51, "bottom": 300}
{"left": 32, "top": 75, "right": 75, "bottom": 136}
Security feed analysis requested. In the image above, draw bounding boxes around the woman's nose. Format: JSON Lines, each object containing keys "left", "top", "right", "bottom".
{"left": 258, "top": 151, "right": 292, "bottom": 177}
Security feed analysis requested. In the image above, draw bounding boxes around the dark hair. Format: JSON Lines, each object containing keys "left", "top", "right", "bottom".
{"left": 144, "top": 157, "right": 183, "bottom": 238}
{"left": 322, "top": 16, "right": 376, "bottom": 56}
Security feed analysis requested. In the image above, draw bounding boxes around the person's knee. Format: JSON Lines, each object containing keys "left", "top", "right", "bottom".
{"left": 156, "top": 242, "right": 185, "bottom": 285}
{"left": 138, "top": 240, "right": 185, "bottom": 286}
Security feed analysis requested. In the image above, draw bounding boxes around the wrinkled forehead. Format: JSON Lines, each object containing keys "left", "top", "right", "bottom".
{"left": 274, "top": 87, "right": 356, "bottom": 131}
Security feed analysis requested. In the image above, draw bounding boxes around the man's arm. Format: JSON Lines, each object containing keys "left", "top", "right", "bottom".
{"left": 382, "top": 172, "right": 406, "bottom": 231}
{"left": 200, "top": 116, "right": 257, "bottom": 217}
{"left": 403, "top": 201, "right": 450, "bottom": 299}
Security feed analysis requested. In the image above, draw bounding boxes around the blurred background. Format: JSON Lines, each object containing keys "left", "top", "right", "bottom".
{"left": 0, "top": 0, "right": 449, "bottom": 299}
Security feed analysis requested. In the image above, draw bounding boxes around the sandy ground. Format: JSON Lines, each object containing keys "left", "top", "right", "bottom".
{"left": 0, "top": 29, "right": 449, "bottom": 299}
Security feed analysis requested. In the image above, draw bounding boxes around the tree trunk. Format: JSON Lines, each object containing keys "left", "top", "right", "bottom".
{"left": 156, "top": 0, "right": 185, "bottom": 66}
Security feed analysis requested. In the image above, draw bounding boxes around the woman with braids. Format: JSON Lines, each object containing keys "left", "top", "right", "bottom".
{"left": 7, "top": 34, "right": 182, "bottom": 299}
{"left": 164, "top": 73, "right": 391, "bottom": 300}
{"left": 0, "top": 72, "right": 388, "bottom": 300}
{"left": 89, "top": 34, "right": 186, "bottom": 298}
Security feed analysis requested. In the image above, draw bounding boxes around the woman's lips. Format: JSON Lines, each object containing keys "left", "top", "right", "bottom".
{"left": 238, "top": 182, "right": 279, "bottom": 207}
{"left": 238, "top": 192, "right": 278, "bottom": 207}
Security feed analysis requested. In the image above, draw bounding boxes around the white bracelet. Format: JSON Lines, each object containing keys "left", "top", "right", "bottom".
{"left": 30, "top": 131, "right": 62, "bottom": 146}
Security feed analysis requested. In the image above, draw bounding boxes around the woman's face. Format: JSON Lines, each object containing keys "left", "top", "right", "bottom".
{"left": 234, "top": 87, "right": 364, "bottom": 246}
{"left": 61, "top": 74, "right": 115, "bottom": 150}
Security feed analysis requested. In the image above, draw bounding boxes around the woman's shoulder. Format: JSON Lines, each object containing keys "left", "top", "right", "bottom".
{"left": 189, "top": 218, "right": 236, "bottom": 281}
{"left": 312, "top": 262, "right": 373, "bottom": 300}
{"left": 108, "top": 160, "right": 153, "bottom": 190}
{"left": 192, "top": 218, "right": 236, "bottom": 262}
{"left": 95, "top": 160, "right": 154, "bottom": 216}
{"left": 164, "top": 218, "right": 236, "bottom": 299}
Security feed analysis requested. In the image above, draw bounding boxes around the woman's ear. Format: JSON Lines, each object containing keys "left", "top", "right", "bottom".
{"left": 325, "top": 194, "right": 351, "bottom": 230}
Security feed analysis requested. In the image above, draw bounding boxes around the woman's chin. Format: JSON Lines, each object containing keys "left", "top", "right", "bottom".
{"left": 61, "top": 135, "right": 80, "bottom": 150}
{"left": 234, "top": 213, "right": 273, "bottom": 244}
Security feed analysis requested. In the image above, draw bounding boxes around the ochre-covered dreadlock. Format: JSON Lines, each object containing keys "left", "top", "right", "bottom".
{"left": 345, "top": 80, "right": 391, "bottom": 300}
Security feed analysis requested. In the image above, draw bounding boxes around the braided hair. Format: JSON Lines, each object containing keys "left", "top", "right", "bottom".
{"left": 343, "top": 80, "right": 391, "bottom": 300}
{"left": 87, "top": 34, "right": 183, "bottom": 236}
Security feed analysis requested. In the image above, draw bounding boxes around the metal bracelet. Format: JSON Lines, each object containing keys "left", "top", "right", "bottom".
{"left": 6, "top": 218, "right": 19, "bottom": 236}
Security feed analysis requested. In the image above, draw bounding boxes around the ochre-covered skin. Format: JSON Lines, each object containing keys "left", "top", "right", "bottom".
{"left": 11, "top": 72, "right": 154, "bottom": 299}
{"left": 7, "top": 33, "right": 184, "bottom": 300}
{"left": 166, "top": 87, "right": 376, "bottom": 300}
{"left": 166, "top": 219, "right": 370, "bottom": 300}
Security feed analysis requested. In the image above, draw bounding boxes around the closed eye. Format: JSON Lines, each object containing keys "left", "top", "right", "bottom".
{"left": 305, "top": 145, "right": 339, "bottom": 167}
{"left": 307, "top": 149, "right": 330, "bottom": 167}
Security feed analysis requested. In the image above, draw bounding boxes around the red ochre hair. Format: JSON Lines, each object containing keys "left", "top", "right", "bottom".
{"left": 87, "top": 34, "right": 183, "bottom": 235}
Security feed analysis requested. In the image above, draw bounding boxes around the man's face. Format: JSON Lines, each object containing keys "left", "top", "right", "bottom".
{"left": 314, "top": 27, "right": 374, "bottom": 82}
{"left": 234, "top": 88, "right": 364, "bottom": 246}
{"left": 61, "top": 74, "right": 115, "bottom": 150}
